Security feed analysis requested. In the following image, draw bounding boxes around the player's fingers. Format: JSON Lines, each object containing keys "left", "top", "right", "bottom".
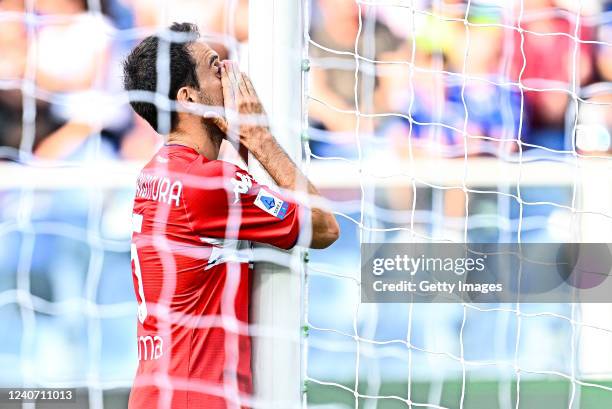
{"left": 227, "top": 61, "right": 245, "bottom": 97}
{"left": 244, "top": 75, "right": 266, "bottom": 120}
{"left": 220, "top": 62, "right": 235, "bottom": 109}
{"left": 238, "top": 73, "right": 261, "bottom": 109}
{"left": 220, "top": 62, "right": 240, "bottom": 130}
{"left": 236, "top": 72, "right": 250, "bottom": 98}
{"left": 242, "top": 74, "right": 258, "bottom": 97}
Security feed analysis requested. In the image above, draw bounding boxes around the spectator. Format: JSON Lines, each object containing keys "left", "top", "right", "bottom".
{"left": 0, "top": 0, "right": 25, "bottom": 81}
{"left": 510, "top": 0, "right": 595, "bottom": 151}
{"left": 596, "top": 1, "right": 612, "bottom": 82}
{"left": 576, "top": 0, "right": 612, "bottom": 155}
{"left": 445, "top": 9, "right": 524, "bottom": 156}
{"left": 0, "top": 0, "right": 64, "bottom": 155}
{"left": 379, "top": 7, "right": 523, "bottom": 158}
{"left": 32, "top": 0, "right": 131, "bottom": 160}
{"left": 0, "top": 0, "right": 135, "bottom": 160}
{"left": 376, "top": 5, "right": 524, "bottom": 239}
{"left": 124, "top": 0, "right": 246, "bottom": 59}
{"left": 309, "top": 0, "right": 401, "bottom": 158}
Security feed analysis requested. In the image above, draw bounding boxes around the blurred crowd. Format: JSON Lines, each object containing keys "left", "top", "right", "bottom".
{"left": 304, "top": 0, "right": 612, "bottom": 243}
{"left": 0, "top": 0, "right": 610, "bottom": 162}
{"left": 309, "top": 0, "right": 612, "bottom": 159}
{"left": 0, "top": 0, "right": 249, "bottom": 162}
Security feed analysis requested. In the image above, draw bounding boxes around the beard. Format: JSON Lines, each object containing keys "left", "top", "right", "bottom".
{"left": 197, "top": 90, "right": 224, "bottom": 149}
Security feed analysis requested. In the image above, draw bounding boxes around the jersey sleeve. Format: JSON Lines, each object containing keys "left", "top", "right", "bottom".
{"left": 183, "top": 159, "right": 301, "bottom": 250}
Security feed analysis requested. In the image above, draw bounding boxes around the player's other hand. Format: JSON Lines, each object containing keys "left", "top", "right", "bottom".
{"left": 213, "top": 60, "right": 272, "bottom": 156}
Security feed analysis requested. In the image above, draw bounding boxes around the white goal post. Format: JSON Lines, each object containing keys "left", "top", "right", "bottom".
{"left": 248, "top": 1, "right": 306, "bottom": 408}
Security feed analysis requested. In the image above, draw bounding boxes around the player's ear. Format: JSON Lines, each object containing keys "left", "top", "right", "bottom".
{"left": 177, "top": 86, "right": 194, "bottom": 103}
{"left": 177, "top": 87, "right": 198, "bottom": 113}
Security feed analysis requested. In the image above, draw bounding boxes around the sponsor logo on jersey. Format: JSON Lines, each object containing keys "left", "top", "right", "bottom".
{"left": 231, "top": 172, "right": 253, "bottom": 203}
{"left": 254, "top": 189, "right": 289, "bottom": 219}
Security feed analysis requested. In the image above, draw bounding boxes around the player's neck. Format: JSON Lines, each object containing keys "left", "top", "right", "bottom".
{"left": 167, "top": 121, "right": 222, "bottom": 160}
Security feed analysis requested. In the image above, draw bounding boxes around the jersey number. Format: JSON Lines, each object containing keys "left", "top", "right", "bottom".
{"left": 131, "top": 213, "right": 148, "bottom": 324}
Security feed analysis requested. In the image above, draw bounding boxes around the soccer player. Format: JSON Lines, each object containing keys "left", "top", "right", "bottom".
{"left": 123, "top": 23, "right": 339, "bottom": 409}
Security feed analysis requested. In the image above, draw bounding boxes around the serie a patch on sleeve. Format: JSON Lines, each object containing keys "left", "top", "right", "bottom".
{"left": 254, "top": 189, "right": 289, "bottom": 220}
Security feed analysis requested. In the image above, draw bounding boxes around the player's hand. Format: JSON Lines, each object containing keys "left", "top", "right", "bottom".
{"left": 213, "top": 61, "right": 272, "bottom": 156}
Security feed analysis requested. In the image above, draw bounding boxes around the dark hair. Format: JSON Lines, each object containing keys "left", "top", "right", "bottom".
{"left": 123, "top": 22, "right": 201, "bottom": 132}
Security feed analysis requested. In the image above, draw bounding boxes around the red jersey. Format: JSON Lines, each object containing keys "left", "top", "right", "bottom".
{"left": 128, "top": 144, "right": 300, "bottom": 409}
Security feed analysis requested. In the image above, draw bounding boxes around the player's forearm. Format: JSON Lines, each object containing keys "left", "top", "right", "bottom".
{"left": 251, "top": 131, "right": 340, "bottom": 249}
{"left": 251, "top": 131, "right": 313, "bottom": 193}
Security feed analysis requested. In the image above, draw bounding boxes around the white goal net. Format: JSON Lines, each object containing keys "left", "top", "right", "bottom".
{"left": 303, "top": 1, "right": 612, "bottom": 409}
{"left": 0, "top": 0, "right": 611, "bottom": 409}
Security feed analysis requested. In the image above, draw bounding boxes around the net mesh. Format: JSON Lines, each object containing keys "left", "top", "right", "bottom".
{"left": 0, "top": 0, "right": 611, "bottom": 409}
{"left": 304, "top": 0, "right": 612, "bottom": 408}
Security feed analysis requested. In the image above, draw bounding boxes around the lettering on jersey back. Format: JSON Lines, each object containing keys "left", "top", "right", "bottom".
{"left": 136, "top": 173, "right": 182, "bottom": 207}
{"left": 137, "top": 335, "right": 164, "bottom": 361}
